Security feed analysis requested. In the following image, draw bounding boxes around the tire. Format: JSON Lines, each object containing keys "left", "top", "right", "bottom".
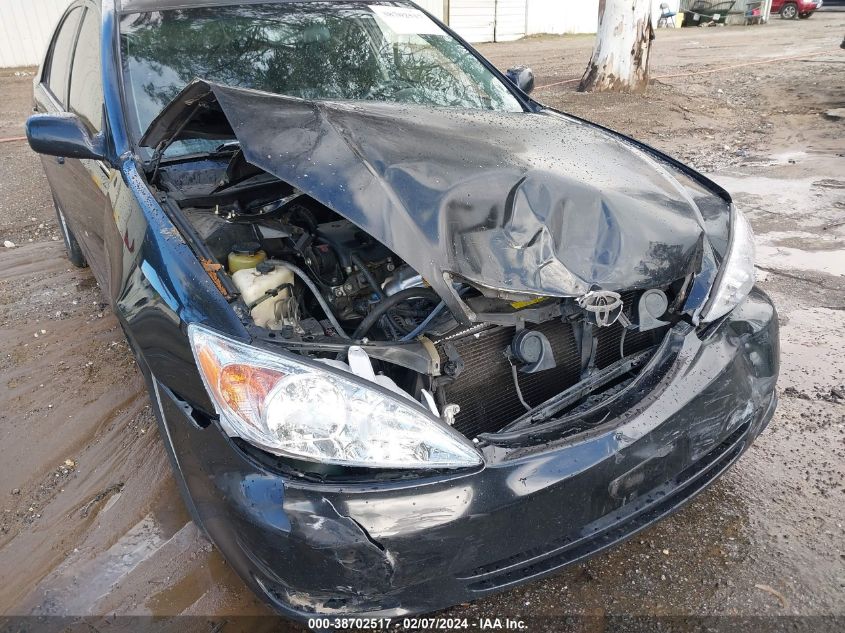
{"left": 53, "top": 196, "right": 87, "bottom": 268}
{"left": 780, "top": 3, "right": 798, "bottom": 18}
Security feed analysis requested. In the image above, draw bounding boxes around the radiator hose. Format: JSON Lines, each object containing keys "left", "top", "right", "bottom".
{"left": 353, "top": 287, "right": 440, "bottom": 340}
{"left": 264, "top": 260, "right": 351, "bottom": 339}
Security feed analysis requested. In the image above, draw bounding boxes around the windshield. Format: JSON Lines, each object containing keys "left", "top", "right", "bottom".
{"left": 120, "top": 1, "right": 523, "bottom": 157}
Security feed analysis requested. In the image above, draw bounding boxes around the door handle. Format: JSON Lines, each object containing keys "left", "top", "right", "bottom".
{"left": 56, "top": 156, "right": 65, "bottom": 165}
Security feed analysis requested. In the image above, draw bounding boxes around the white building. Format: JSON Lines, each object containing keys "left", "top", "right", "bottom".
{"left": 0, "top": 0, "right": 684, "bottom": 68}
{"left": 0, "top": 0, "right": 72, "bottom": 68}
{"left": 418, "top": 0, "right": 606, "bottom": 42}
{"left": 415, "top": 1, "right": 682, "bottom": 42}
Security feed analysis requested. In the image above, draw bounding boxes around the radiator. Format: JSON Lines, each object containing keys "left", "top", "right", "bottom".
{"left": 436, "top": 293, "right": 665, "bottom": 438}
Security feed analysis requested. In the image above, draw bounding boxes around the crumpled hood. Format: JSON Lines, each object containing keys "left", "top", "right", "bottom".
{"left": 142, "top": 81, "right": 722, "bottom": 318}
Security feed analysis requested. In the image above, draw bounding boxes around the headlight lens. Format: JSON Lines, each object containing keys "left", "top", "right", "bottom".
{"left": 188, "top": 324, "right": 482, "bottom": 469}
{"left": 701, "top": 206, "right": 755, "bottom": 323}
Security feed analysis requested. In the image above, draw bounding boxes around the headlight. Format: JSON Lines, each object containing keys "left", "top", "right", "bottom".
{"left": 188, "top": 324, "right": 482, "bottom": 469}
{"left": 701, "top": 206, "right": 755, "bottom": 323}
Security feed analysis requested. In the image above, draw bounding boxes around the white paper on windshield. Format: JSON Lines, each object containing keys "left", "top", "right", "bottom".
{"left": 369, "top": 5, "right": 443, "bottom": 35}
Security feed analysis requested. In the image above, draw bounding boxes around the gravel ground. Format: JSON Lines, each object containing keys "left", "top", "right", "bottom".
{"left": 0, "top": 13, "right": 843, "bottom": 631}
{"left": 0, "top": 71, "right": 57, "bottom": 248}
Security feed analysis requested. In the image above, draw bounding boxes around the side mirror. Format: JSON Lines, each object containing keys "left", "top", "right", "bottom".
{"left": 26, "top": 113, "right": 106, "bottom": 161}
{"left": 506, "top": 66, "right": 535, "bottom": 95}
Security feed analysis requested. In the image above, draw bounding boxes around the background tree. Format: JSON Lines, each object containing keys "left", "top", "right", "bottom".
{"left": 579, "top": 0, "right": 655, "bottom": 93}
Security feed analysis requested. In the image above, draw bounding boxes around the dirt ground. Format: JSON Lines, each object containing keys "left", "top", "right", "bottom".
{"left": 0, "top": 11, "right": 844, "bottom": 630}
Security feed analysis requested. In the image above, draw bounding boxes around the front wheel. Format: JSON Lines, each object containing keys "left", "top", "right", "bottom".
{"left": 53, "top": 197, "right": 87, "bottom": 268}
{"left": 780, "top": 3, "right": 798, "bottom": 18}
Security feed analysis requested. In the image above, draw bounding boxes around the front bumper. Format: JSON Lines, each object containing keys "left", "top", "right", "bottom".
{"left": 152, "top": 288, "right": 779, "bottom": 620}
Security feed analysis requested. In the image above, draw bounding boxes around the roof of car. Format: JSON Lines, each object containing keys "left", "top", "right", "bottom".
{"left": 118, "top": 0, "right": 408, "bottom": 13}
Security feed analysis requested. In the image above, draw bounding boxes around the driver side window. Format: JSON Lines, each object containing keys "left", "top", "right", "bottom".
{"left": 45, "top": 7, "right": 83, "bottom": 106}
{"left": 68, "top": 9, "right": 104, "bottom": 133}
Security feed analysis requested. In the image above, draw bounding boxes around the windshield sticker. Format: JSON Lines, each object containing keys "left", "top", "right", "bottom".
{"left": 369, "top": 5, "right": 443, "bottom": 35}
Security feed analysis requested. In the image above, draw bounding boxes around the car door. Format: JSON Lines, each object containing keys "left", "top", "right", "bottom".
{"left": 34, "top": 5, "right": 85, "bottom": 238}
{"left": 62, "top": 5, "right": 111, "bottom": 284}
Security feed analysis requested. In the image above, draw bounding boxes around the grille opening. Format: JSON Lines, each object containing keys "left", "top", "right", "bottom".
{"left": 435, "top": 292, "right": 670, "bottom": 439}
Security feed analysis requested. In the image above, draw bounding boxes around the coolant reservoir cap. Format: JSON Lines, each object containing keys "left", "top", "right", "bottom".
{"left": 231, "top": 242, "right": 262, "bottom": 255}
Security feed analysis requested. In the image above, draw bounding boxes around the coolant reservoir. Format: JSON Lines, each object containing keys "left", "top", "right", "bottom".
{"left": 228, "top": 242, "right": 266, "bottom": 273}
{"left": 232, "top": 263, "right": 295, "bottom": 328}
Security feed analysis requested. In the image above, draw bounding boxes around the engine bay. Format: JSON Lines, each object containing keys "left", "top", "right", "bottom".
{"left": 155, "top": 152, "right": 686, "bottom": 442}
{"left": 160, "top": 155, "right": 439, "bottom": 340}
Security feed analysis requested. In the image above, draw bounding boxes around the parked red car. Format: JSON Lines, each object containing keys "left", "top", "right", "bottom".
{"left": 771, "top": 0, "right": 822, "bottom": 19}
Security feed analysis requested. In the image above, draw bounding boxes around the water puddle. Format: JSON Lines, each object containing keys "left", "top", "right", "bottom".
{"left": 143, "top": 549, "right": 233, "bottom": 614}
{"left": 713, "top": 161, "right": 845, "bottom": 279}
{"left": 713, "top": 174, "right": 818, "bottom": 215}
{"left": 30, "top": 515, "right": 168, "bottom": 615}
{"left": 756, "top": 245, "right": 845, "bottom": 277}
{"left": 755, "top": 229, "right": 842, "bottom": 247}
{"left": 778, "top": 307, "right": 845, "bottom": 387}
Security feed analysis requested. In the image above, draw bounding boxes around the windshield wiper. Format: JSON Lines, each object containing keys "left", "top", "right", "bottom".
{"left": 147, "top": 100, "right": 213, "bottom": 181}
{"left": 213, "top": 140, "right": 240, "bottom": 153}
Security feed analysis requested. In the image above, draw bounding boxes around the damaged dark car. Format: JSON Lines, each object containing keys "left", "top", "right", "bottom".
{"left": 27, "top": 0, "right": 779, "bottom": 620}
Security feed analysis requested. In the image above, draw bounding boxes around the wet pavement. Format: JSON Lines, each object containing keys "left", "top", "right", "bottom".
{"left": 1, "top": 12, "right": 844, "bottom": 631}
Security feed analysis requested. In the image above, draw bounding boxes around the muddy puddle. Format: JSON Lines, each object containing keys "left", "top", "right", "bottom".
{"left": 757, "top": 245, "right": 845, "bottom": 277}
{"left": 0, "top": 242, "right": 271, "bottom": 619}
{"left": 714, "top": 151, "right": 845, "bottom": 288}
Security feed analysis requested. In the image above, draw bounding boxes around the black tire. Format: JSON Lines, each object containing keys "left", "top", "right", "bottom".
{"left": 53, "top": 196, "right": 87, "bottom": 268}
{"left": 780, "top": 2, "right": 798, "bottom": 19}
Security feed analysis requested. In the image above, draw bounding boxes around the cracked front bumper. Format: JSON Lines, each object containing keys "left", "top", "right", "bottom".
{"left": 152, "top": 287, "right": 778, "bottom": 621}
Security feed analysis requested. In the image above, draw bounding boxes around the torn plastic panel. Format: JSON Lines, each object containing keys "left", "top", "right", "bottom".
{"left": 140, "top": 80, "right": 727, "bottom": 324}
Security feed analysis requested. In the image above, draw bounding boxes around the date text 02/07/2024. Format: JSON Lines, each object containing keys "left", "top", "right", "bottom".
{"left": 306, "top": 617, "right": 528, "bottom": 630}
